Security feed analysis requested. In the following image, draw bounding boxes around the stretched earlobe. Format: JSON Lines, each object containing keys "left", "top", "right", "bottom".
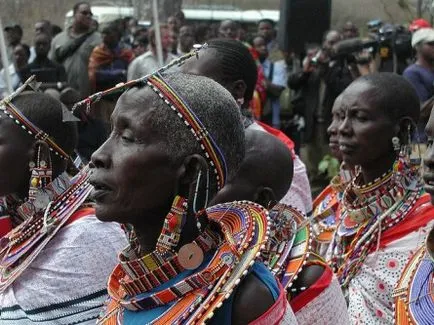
{"left": 255, "top": 187, "right": 277, "bottom": 209}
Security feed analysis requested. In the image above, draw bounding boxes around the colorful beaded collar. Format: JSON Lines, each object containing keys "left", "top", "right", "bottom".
{"left": 394, "top": 246, "right": 434, "bottom": 324}
{"left": 98, "top": 200, "right": 269, "bottom": 324}
{"left": 261, "top": 203, "right": 322, "bottom": 298}
{"left": 329, "top": 160, "right": 423, "bottom": 288}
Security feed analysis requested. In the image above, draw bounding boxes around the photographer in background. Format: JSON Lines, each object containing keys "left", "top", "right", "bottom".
{"left": 404, "top": 28, "right": 434, "bottom": 103}
{"left": 403, "top": 28, "right": 434, "bottom": 142}
{"left": 289, "top": 30, "right": 376, "bottom": 184}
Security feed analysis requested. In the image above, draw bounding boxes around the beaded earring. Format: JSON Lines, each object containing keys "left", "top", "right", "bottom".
{"left": 193, "top": 169, "right": 210, "bottom": 214}
{"left": 391, "top": 136, "right": 400, "bottom": 152}
{"left": 28, "top": 141, "right": 53, "bottom": 205}
{"left": 155, "top": 195, "right": 188, "bottom": 255}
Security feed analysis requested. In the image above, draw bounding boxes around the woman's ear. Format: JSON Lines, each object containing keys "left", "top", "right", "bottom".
{"left": 254, "top": 186, "right": 276, "bottom": 208}
{"left": 397, "top": 117, "right": 415, "bottom": 145}
{"left": 232, "top": 80, "right": 247, "bottom": 104}
{"left": 175, "top": 154, "right": 208, "bottom": 199}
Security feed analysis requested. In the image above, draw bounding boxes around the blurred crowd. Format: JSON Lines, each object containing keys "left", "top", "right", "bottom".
{"left": 2, "top": 2, "right": 434, "bottom": 189}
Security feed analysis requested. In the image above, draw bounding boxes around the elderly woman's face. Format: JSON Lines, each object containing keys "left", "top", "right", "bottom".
{"left": 90, "top": 88, "right": 180, "bottom": 224}
{"left": 338, "top": 81, "right": 395, "bottom": 168}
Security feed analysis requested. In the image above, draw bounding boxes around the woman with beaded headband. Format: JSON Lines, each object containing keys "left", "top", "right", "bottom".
{"left": 326, "top": 73, "right": 434, "bottom": 324}
{"left": 211, "top": 128, "right": 349, "bottom": 325}
{"left": 180, "top": 38, "right": 313, "bottom": 216}
{"left": 89, "top": 72, "right": 297, "bottom": 324}
{"left": 0, "top": 85, "right": 127, "bottom": 324}
{"left": 392, "top": 102, "right": 434, "bottom": 324}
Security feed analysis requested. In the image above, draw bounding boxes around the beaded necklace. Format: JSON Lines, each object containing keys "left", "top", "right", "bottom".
{"left": 329, "top": 158, "right": 422, "bottom": 289}
{"left": 98, "top": 200, "right": 269, "bottom": 324}
{"left": 0, "top": 169, "right": 92, "bottom": 293}
{"left": 261, "top": 204, "right": 297, "bottom": 277}
{"left": 312, "top": 165, "right": 353, "bottom": 248}
{"left": 261, "top": 203, "right": 320, "bottom": 297}
{"left": 277, "top": 205, "right": 315, "bottom": 291}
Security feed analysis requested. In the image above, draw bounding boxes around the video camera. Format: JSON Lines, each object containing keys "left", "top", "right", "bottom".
{"left": 331, "top": 23, "right": 412, "bottom": 65}
{"left": 333, "top": 38, "right": 379, "bottom": 62}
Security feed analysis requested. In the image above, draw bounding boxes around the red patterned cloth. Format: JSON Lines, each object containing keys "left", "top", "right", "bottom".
{"left": 88, "top": 44, "right": 134, "bottom": 92}
{"left": 247, "top": 46, "right": 267, "bottom": 120}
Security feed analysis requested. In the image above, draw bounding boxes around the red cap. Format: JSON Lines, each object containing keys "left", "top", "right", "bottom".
{"left": 409, "top": 19, "right": 432, "bottom": 32}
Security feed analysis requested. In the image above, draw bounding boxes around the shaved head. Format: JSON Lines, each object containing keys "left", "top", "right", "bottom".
{"left": 211, "top": 128, "right": 293, "bottom": 206}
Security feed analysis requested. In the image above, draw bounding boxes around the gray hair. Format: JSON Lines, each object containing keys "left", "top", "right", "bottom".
{"left": 128, "top": 72, "right": 245, "bottom": 194}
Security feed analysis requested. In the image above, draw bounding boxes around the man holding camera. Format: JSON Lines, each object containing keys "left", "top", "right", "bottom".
{"left": 288, "top": 29, "right": 376, "bottom": 183}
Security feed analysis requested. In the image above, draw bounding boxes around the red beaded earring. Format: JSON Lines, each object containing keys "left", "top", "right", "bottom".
{"left": 155, "top": 195, "right": 188, "bottom": 254}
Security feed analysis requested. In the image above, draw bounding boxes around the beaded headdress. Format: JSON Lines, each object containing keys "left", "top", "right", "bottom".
{"left": 0, "top": 76, "right": 70, "bottom": 161}
{"left": 72, "top": 44, "right": 227, "bottom": 190}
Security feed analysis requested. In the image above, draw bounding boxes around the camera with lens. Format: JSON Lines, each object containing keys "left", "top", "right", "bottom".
{"left": 375, "top": 24, "right": 412, "bottom": 61}
{"left": 332, "top": 38, "right": 379, "bottom": 63}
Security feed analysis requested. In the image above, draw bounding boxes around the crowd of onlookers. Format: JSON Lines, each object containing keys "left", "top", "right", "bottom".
{"left": 2, "top": 1, "right": 434, "bottom": 190}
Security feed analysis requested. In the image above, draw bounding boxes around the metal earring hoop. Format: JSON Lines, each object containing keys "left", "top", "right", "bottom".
{"left": 392, "top": 136, "right": 401, "bottom": 152}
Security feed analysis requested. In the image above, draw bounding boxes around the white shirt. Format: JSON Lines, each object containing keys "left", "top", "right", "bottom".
{"left": 0, "top": 64, "right": 21, "bottom": 98}
{"left": 127, "top": 50, "right": 178, "bottom": 81}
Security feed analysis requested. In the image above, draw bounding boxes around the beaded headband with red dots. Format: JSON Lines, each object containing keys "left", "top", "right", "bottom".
{"left": 147, "top": 73, "right": 227, "bottom": 190}
{"left": 0, "top": 76, "right": 70, "bottom": 160}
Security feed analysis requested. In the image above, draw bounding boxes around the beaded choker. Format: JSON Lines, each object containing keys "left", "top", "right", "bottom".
{"left": 98, "top": 200, "right": 270, "bottom": 324}
{"left": 0, "top": 169, "right": 93, "bottom": 293}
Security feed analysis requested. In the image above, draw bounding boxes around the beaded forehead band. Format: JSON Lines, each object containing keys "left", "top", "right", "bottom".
{"left": 147, "top": 73, "right": 227, "bottom": 190}
{"left": 0, "top": 76, "right": 70, "bottom": 160}
{"left": 71, "top": 44, "right": 227, "bottom": 189}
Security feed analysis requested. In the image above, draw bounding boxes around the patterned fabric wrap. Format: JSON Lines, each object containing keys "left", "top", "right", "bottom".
{"left": 292, "top": 272, "right": 349, "bottom": 325}
{"left": 0, "top": 171, "right": 93, "bottom": 293}
{"left": 0, "top": 212, "right": 127, "bottom": 325}
{"left": 341, "top": 218, "right": 434, "bottom": 324}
